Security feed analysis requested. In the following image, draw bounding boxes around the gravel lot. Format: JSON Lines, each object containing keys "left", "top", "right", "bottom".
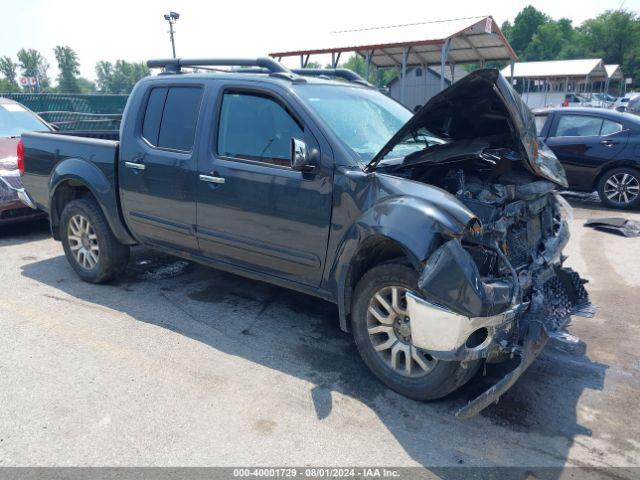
{"left": 0, "top": 197, "right": 639, "bottom": 474}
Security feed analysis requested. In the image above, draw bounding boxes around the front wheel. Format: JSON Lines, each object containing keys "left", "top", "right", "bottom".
{"left": 597, "top": 167, "right": 640, "bottom": 209}
{"left": 351, "top": 263, "right": 480, "bottom": 401}
{"left": 60, "top": 197, "right": 130, "bottom": 283}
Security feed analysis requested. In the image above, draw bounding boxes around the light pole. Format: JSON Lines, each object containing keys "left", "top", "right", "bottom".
{"left": 164, "top": 11, "right": 180, "bottom": 58}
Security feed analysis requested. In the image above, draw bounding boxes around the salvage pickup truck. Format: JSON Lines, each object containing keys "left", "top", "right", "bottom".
{"left": 18, "top": 58, "right": 592, "bottom": 417}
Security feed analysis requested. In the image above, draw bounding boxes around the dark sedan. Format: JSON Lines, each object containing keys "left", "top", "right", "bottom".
{"left": 535, "top": 107, "right": 640, "bottom": 209}
{"left": 0, "top": 97, "right": 50, "bottom": 224}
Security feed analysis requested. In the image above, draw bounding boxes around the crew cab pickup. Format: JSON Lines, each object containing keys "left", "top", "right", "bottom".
{"left": 18, "top": 58, "right": 592, "bottom": 417}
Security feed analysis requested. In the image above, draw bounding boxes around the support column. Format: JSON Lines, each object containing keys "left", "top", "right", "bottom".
{"left": 543, "top": 77, "right": 549, "bottom": 106}
{"left": 440, "top": 39, "right": 451, "bottom": 91}
{"left": 401, "top": 47, "right": 409, "bottom": 105}
{"left": 365, "top": 50, "right": 373, "bottom": 83}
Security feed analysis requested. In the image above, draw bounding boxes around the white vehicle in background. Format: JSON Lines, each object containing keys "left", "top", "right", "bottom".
{"left": 613, "top": 93, "right": 639, "bottom": 112}
{"left": 592, "top": 93, "right": 616, "bottom": 108}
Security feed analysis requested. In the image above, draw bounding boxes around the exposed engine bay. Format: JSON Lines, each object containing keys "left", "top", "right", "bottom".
{"left": 378, "top": 139, "right": 593, "bottom": 417}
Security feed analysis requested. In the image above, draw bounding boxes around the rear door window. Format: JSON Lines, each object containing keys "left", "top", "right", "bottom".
{"left": 158, "top": 87, "right": 203, "bottom": 151}
{"left": 141, "top": 86, "right": 203, "bottom": 152}
{"left": 554, "top": 115, "right": 603, "bottom": 137}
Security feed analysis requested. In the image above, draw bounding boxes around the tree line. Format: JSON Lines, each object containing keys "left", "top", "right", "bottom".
{"left": 1, "top": 6, "right": 637, "bottom": 94}
{"left": 501, "top": 6, "right": 639, "bottom": 86}
{"left": 0, "top": 46, "right": 149, "bottom": 94}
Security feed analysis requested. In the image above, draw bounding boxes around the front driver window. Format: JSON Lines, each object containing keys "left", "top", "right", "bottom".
{"left": 217, "top": 92, "right": 303, "bottom": 167}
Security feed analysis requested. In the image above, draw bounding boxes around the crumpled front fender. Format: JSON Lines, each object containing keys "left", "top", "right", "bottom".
{"left": 417, "top": 239, "right": 514, "bottom": 318}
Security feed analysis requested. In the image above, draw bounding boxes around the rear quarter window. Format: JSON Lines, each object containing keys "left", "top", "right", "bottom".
{"left": 601, "top": 119, "right": 624, "bottom": 136}
{"left": 142, "top": 87, "right": 167, "bottom": 146}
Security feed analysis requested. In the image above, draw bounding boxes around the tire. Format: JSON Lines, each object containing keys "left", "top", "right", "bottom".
{"left": 351, "top": 263, "right": 480, "bottom": 401}
{"left": 60, "top": 197, "right": 130, "bottom": 283}
{"left": 597, "top": 167, "right": 640, "bottom": 210}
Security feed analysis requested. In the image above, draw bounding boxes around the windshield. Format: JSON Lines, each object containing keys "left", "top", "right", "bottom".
{"left": 0, "top": 102, "right": 48, "bottom": 138}
{"left": 297, "top": 85, "right": 413, "bottom": 163}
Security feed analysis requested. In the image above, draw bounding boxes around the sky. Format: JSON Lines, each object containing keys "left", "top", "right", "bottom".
{"left": 2, "top": 0, "right": 639, "bottom": 83}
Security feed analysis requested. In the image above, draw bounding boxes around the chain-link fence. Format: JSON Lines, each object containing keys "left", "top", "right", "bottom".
{"left": 0, "top": 93, "right": 128, "bottom": 131}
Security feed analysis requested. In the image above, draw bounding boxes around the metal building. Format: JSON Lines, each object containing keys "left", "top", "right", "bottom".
{"left": 269, "top": 16, "right": 517, "bottom": 105}
{"left": 386, "top": 65, "right": 468, "bottom": 109}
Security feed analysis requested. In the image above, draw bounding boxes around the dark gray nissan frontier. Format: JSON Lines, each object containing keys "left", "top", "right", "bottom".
{"left": 17, "top": 58, "right": 592, "bottom": 417}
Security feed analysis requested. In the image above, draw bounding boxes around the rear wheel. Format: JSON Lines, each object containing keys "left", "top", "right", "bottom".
{"left": 60, "top": 198, "right": 130, "bottom": 283}
{"left": 351, "top": 263, "right": 480, "bottom": 401}
{"left": 597, "top": 167, "right": 640, "bottom": 209}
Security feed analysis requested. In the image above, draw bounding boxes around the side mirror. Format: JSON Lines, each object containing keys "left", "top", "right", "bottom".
{"left": 290, "top": 138, "right": 318, "bottom": 172}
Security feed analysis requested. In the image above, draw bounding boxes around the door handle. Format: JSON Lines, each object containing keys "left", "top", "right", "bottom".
{"left": 125, "top": 161, "right": 146, "bottom": 170}
{"left": 199, "top": 174, "right": 225, "bottom": 184}
{"left": 601, "top": 139, "right": 616, "bottom": 147}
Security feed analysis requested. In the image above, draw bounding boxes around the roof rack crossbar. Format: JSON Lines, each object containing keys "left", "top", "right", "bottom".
{"left": 147, "top": 57, "right": 290, "bottom": 74}
{"left": 291, "top": 68, "right": 372, "bottom": 86}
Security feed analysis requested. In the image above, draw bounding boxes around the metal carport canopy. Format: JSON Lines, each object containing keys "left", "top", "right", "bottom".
{"left": 269, "top": 16, "right": 517, "bottom": 68}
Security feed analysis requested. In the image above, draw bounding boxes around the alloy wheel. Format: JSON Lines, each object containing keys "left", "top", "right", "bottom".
{"left": 366, "top": 285, "right": 436, "bottom": 377}
{"left": 67, "top": 214, "right": 100, "bottom": 269}
{"left": 603, "top": 172, "right": 640, "bottom": 205}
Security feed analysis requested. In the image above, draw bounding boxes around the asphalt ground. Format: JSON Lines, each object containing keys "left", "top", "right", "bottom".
{"left": 0, "top": 196, "right": 638, "bottom": 477}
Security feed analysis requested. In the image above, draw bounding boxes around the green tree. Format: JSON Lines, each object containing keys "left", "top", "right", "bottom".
{"left": 341, "top": 54, "right": 397, "bottom": 87}
{"left": 523, "top": 19, "right": 577, "bottom": 61}
{"left": 53, "top": 45, "right": 80, "bottom": 93}
{"left": 578, "top": 9, "right": 640, "bottom": 84}
{"left": 95, "top": 60, "right": 150, "bottom": 94}
{"left": 0, "top": 78, "right": 20, "bottom": 93}
{"left": 17, "top": 48, "right": 50, "bottom": 89}
{"left": 77, "top": 77, "right": 96, "bottom": 93}
{"left": 0, "top": 56, "right": 19, "bottom": 88}
{"left": 501, "top": 6, "right": 549, "bottom": 57}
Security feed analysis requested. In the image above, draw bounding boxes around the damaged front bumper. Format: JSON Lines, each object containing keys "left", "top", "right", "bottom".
{"left": 406, "top": 218, "right": 593, "bottom": 418}
{"left": 406, "top": 292, "right": 522, "bottom": 362}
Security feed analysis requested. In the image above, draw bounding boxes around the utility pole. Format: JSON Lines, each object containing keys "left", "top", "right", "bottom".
{"left": 164, "top": 11, "right": 180, "bottom": 58}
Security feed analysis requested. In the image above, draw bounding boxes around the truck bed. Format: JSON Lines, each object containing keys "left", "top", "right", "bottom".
{"left": 20, "top": 131, "right": 120, "bottom": 217}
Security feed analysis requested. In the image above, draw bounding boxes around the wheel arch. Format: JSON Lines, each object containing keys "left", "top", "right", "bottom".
{"left": 592, "top": 160, "right": 640, "bottom": 190}
{"left": 49, "top": 158, "right": 136, "bottom": 244}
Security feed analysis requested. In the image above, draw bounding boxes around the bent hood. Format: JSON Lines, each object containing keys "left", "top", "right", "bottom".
{"left": 368, "top": 69, "right": 567, "bottom": 187}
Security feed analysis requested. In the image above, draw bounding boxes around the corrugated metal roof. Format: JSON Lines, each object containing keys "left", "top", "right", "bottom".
{"left": 605, "top": 64, "right": 623, "bottom": 80}
{"left": 500, "top": 59, "right": 607, "bottom": 79}
{"left": 270, "top": 16, "right": 517, "bottom": 67}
